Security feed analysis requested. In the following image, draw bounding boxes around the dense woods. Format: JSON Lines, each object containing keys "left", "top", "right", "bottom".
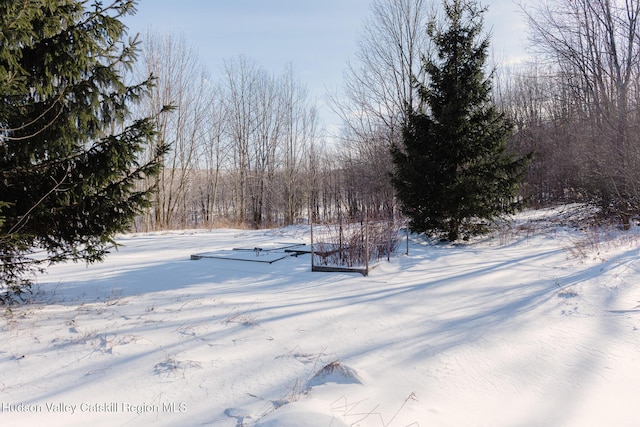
{"left": 131, "top": 32, "right": 398, "bottom": 230}
{"left": 507, "top": 0, "right": 640, "bottom": 222}
{"left": 136, "top": 0, "right": 640, "bottom": 231}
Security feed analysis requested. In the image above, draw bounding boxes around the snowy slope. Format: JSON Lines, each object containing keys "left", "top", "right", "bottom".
{"left": 1, "top": 207, "right": 639, "bottom": 426}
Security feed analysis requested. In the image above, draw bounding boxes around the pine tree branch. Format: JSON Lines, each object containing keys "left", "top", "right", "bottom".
{"left": 5, "top": 0, "right": 29, "bottom": 31}
{"left": 0, "top": 91, "right": 67, "bottom": 139}
{"left": 7, "top": 167, "right": 71, "bottom": 236}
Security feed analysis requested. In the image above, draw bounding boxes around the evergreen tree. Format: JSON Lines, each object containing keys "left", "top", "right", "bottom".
{"left": 391, "top": 0, "right": 530, "bottom": 241}
{"left": 0, "top": 0, "right": 169, "bottom": 302}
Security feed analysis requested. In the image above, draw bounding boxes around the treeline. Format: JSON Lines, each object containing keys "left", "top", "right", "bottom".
{"left": 502, "top": 0, "right": 640, "bottom": 221}
{"left": 131, "top": 32, "right": 396, "bottom": 231}
{"left": 133, "top": 35, "right": 316, "bottom": 229}
{"left": 136, "top": 0, "right": 640, "bottom": 231}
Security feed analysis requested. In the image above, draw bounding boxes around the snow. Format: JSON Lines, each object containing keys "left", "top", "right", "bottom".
{"left": 1, "top": 206, "right": 640, "bottom": 426}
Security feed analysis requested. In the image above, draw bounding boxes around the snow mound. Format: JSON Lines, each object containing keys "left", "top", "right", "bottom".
{"left": 305, "top": 360, "right": 363, "bottom": 389}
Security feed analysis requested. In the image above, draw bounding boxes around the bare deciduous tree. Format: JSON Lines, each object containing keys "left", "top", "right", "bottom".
{"left": 328, "top": 0, "right": 435, "bottom": 220}
{"left": 524, "top": 0, "right": 640, "bottom": 212}
{"left": 279, "top": 64, "right": 318, "bottom": 225}
{"left": 199, "top": 82, "right": 229, "bottom": 226}
{"left": 338, "top": 0, "right": 433, "bottom": 138}
{"left": 139, "top": 32, "right": 209, "bottom": 229}
{"left": 221, "top": 56, "right": 259, "bottom": 225}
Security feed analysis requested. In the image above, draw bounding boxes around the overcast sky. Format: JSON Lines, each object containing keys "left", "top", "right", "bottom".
{"left": 123, "top": 0, "right": 532, "bottom": 137}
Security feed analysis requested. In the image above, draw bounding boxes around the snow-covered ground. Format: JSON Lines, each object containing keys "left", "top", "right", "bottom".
{"left": 1, "top": 206, "right": 640, "bottom": 426}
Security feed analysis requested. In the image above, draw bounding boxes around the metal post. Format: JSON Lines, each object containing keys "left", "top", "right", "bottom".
{"left": 387, "top": 217, "right": 392, "bottom": 262}
{"left": 406, "top": 220, "right": 409, "bottom": 255}
{"left": 365, "top": 218, "right": 369, "bottom": 274}
{"left": 310, "top": 220, "right": 315, "bottom": 271}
